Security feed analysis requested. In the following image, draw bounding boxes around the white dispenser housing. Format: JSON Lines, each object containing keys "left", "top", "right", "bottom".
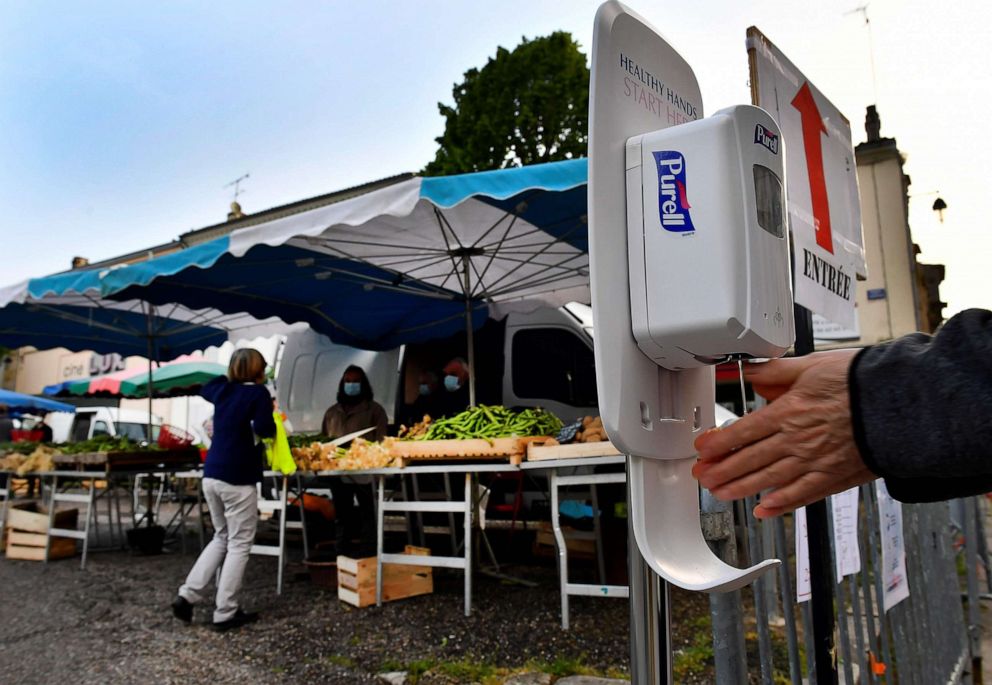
{"left": 590, "top": 1, "right": 791, "bottom": 594}
{"left": 625, "top": 105, "right": 794, "bottom": 371}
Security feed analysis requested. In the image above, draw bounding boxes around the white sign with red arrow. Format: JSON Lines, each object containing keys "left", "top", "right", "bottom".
{"left": 747, "top": 28, "right": 866, "bottom": 328}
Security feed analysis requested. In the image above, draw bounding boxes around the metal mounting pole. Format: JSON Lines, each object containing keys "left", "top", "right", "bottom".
{"left": 627, "top": 460, "right": 672, "bottom": 684}
{"left": 794, "top": 303, "right": 838, "bottom": 685}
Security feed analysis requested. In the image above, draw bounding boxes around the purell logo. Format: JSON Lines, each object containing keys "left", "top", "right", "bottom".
{"left": 754, "top": 124, "right": 779, "bottom": 154}
{"left": 652, "top": 151, "right": 696, "bottom": 233}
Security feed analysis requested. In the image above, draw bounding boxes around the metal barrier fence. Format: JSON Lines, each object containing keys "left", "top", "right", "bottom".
{"left": 704, "top": 488, "right": 986, "bottom": 684}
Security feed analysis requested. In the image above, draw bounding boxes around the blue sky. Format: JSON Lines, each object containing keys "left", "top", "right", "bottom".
{"left": 2, "top": 0, "right": 989, "bottom": 317}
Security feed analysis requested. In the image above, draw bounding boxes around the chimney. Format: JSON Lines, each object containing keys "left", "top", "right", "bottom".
{"left": 865, "top": 105, "right": 881, "bottom": 143}
{"left": 71, "top": 256, "right": 90, "bottom": 269}
{"left": 227, "top": 201, "right": 245, "bottom": 221}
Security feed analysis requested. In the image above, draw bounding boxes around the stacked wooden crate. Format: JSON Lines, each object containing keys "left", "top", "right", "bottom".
{"left": 337, "top": 545, "right": 433, "bottom": 607}
{"left": 4, "top": 503, "right": 78, "bottom": 561}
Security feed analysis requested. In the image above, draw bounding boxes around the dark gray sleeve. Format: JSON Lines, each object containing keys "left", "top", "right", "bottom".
{"left": 849, "top": 309, "right": 992, "bottom": 500}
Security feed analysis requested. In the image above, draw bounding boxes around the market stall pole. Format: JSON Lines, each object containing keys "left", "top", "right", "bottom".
{"left": 520, "top": 454, "right": 628, "bottom": 629}
{"left": 251, "top": 472, "right": 298, "bottom": 595}
{"left": 376, "top": 468, "right": 477, "bottom": 617}
{"left": 0, "top": 470, "right": 11, "bottom": 537}
{"left": 144, "top": 302, "right": 156, "bottom": 445}
{"left": 44, "top": 471, "right": 99, "bottom": 568}
{"left": 460, "top": 252, "right": 477, "bottom": 407}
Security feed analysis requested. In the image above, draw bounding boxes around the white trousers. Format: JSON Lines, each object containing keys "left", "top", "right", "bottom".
{"left": 178, "top": 477, "right": 258, "bottom": 622}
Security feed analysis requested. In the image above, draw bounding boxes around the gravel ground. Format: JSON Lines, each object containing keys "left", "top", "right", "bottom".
{"left": 0, "top": 541, "right": 712, "bottom": 684}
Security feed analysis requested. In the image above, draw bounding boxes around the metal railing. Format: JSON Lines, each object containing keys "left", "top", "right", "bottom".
{"left": 702, "top": 487, "right": 983, "bottom": 684}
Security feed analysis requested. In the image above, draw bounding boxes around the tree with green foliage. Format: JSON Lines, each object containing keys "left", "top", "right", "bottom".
{"left": 425, "top": 32, "right": 589, "bottom": 176}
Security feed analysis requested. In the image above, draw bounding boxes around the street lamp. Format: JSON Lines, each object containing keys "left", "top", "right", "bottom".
{"left": 932, "top": 196, "right": 948, "bottom": 223}
{"left": 910, "top": 190, "right": 948, "bottom": 224}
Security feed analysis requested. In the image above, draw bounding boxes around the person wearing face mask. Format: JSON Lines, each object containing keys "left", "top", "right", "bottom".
{"left": 321, "top": 365, "right": 387, "bottom": 556}
{"left": 437, "top": 357, "right": 471, "bottom": 418}
{"left": 402, "top": 370, "right": 440, "bottom": 427}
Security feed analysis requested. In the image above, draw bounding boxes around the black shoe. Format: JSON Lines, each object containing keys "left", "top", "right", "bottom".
{"left": 212, "top": 609, "right": 259, "bottom": 632}
{"left": 171, "top": 596, "right": 193, "bottom": 623}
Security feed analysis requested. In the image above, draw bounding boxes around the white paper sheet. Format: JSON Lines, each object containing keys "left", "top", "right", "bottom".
{"left": 876, "top": 481, "right": 910, "bottom": 611}
{"left": 831, "top": 487, "right": 862, "bottom": 578}
{"left": 795, "top": 506, "right": 812, "bottom": 603}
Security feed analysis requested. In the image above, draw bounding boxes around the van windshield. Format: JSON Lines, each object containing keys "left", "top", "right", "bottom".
{"left": 117, "top": 422, "right": 160, "bottom": 442}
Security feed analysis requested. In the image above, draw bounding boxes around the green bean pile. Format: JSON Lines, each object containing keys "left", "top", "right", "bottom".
{"left": 420, "top": 405, "right": 563, "bottom": 441}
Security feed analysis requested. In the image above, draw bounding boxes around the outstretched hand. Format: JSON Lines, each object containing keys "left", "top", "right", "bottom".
{"left": 692, "top": 350, "right": 877, "bottom": 518}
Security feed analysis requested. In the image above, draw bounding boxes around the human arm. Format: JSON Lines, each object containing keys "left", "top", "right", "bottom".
{"left": 692, "top": 350, "right": 873, "bottom": 517}
{"left": 251, "top": 387, "right": 276, "bottom": 439}
{"left": 199, "top": 375, "right": 227, "bottom": 403}
{"left": 692, "top": 309, "right": 992, "bottom": 515}
{"left": 850, "top": 308, "right": 992, "bottom": 500}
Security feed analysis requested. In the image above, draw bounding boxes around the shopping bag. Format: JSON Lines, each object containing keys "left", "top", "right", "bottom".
{"left": 264, "top": 411, "right": 297, "bottom": 475}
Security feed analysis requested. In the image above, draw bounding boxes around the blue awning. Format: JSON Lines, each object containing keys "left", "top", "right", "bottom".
{"left": 3, "top": 159, "right": 590, "bottom": 353}
{"left": 0, "top": 389, "right": 75, "bottom": 414}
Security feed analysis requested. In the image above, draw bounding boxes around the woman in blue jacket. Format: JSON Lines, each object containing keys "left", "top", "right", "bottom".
{"left": 172, "top": 348, "right": 275, "bottom": 631}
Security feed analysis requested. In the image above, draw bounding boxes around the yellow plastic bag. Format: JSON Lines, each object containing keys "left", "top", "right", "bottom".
{"left": 264, "top": 411, "right": 297, "bottom": 475}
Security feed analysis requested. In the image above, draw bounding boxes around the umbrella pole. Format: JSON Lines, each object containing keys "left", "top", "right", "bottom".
{"left": 461, "top": 256, "right": 476, "bottom": 407}
{"left": 143, "top": 306, "right": 158, "bottom": 529}
{"left": 144, "top": 306, "right": 156, "bottom": 444}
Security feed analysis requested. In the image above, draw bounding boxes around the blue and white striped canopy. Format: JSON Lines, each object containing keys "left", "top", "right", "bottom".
{"left": 0, "top": 269, "right": 283, "bottom": 359}
{"left": 8, "top": 159, "right": 589, "bottom": 351}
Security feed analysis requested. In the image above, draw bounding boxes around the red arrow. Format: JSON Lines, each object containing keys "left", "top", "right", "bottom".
{"left": 791, "top": 81, "right": 833, "bottom": 254}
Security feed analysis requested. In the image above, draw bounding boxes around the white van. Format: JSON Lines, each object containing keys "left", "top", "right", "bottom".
{"left": 276, "top": 304, "right": 598, "bottom": 432}
{"left": 50, "top": 407, "right": 164, "bottom": 444}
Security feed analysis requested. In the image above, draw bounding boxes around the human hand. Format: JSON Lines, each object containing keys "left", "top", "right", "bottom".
{"left": 692, "top": 350, "right": 876, "bottom": 518}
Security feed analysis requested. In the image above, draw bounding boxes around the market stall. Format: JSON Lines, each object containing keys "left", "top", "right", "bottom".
{"left": 282, "top": 404, "right": 625, "bottom": 616}
{"left": 21, "top": 160, "right": 590, "bottom": 403}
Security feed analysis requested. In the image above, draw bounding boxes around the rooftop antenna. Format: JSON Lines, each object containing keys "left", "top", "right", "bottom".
{"left": 845, "top": 3, "right": 878, "bottom": 105}
{"left": 224, "top": 172, "right": 250, "bottom": 202}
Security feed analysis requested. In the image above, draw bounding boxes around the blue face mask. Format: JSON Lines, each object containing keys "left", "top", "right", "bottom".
{"left": 419, "top": 383, "right": 431, "bottom": 396}
{"left": 343, "top": 382, "right": 361, "bottom": 397}
{"left": 444, "top": 375, "right": 461, "bottom": 392}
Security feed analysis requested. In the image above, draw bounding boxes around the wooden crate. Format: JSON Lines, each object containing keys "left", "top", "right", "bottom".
{"left": 5, "top": 503, "right": 78, "bottom": 561}
{"left": 526, "top": 440, "right": 621, "bottom": 462}
{"left": 390, "top": 437, "right": 526, "bottom": 467}
{"left": 533, "top": 523, "right": 597, "bottom": 560}
{"left": 337, "top": 545, "right": 433, "bottom": 607}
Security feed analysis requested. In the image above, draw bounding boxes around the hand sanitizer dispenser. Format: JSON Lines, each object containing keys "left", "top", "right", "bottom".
{"left": 590, "top": 1, "right": 792, "bottom": 594}
{"left": 626, "top": 105, "right": 794, "bottom": 370}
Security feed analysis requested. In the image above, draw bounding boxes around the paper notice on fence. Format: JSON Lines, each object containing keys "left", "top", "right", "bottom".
{"left": 876, "top": 481, "right": 910, "bottom": 611}
{"left": 795, "top": 506, "right": 812, "bottom": 602}
{"left": 831, "top": 487, "right": 861, "bottom": 578}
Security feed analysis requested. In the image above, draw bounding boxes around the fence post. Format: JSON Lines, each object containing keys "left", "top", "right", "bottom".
{"left": 772, "top": 515, "right": 803, "bottom": 685}
{"left": 826, "top": 499, "right": 855, "bottom": 685}
{"left": 793, "top": 303, "right": 838, "bottom": 685}
{"left": 702, "top": 489, "right": 748, "bottom": 683}
{"left": 745, "top": 495, "right": 775, "bottom": 684}
{"left": 965, "top": 497, "right": 983, "bottom": 684}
